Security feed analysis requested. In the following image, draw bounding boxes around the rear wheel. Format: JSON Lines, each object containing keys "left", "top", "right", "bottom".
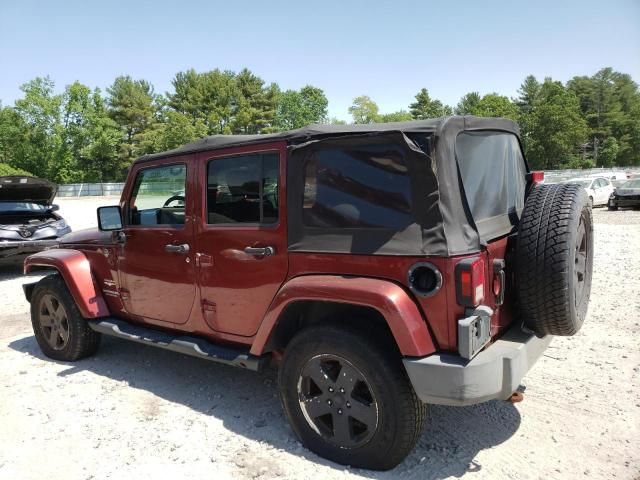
{"left": 279, "top": 324, "right": 426, "bottom": 470}
{"left": 31, "top": 275, "right": 101, "bottom": 361}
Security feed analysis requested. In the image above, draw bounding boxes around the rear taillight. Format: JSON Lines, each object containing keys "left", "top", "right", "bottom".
{"left": 527, "top": 171, "right": 545, "bottom": 184}
{"left": 455, "top": 257, "right": 485, "bottom": 307}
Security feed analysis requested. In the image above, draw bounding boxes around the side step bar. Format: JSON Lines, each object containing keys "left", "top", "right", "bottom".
{"left": 88, "top": 318, "right": 269, "bottom": 371}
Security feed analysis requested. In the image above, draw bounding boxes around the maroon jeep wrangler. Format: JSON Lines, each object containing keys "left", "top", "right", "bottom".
{"left": 23, "top": 116, "right": 593, "bottom": 470}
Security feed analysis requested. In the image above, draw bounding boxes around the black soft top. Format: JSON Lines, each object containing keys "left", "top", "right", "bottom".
{"left": 137, "top": 116, "right": 525, "bottom": 257}
{"left": 137, "top": 116, "right": 519, "bottom": 163}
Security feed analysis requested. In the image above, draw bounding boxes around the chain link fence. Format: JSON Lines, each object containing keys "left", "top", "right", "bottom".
{"left": 55, "top": 167, "right": 640, "bottom": 198}
{"left": 544, "top": 167, "right": 640, "bottom": 184}
{"left": 57, "top": 183, "right": 125, "bottom": 197}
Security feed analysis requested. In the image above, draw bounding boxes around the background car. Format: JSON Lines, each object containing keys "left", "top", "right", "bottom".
{"left": 587, "top": 170, "right": 628, "bottom": 181}
{"left": 568, "top": 176, "right": 614, "bottom": 207}
{"left": 608, "top": 178, "right": 640, "bottom": 210}
{"left": 0, "top": 176, "right": 71, "bottom": 260}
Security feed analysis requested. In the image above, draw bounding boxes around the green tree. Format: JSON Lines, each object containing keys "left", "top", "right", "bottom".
{"left": 58, "top": 81, "right": 94, "bottom": 182}
{"left": 82, "top": 89, "right": 123, "bottom": 181}
{"left": 466, "top": 93, "right": 519, "bottom": 119}
{"left": 515, "top": 75, "right": 541, "bottom": 153}
{"left": 328, "top": 117, "right": 347, "bottom": 125}
{"left": 139, "top": 109, "right": 208, "bottom": 153}
{"left": 409, "top": 88, "right": 452, "bottom": 119}
{"left": 515, "top": 75, "right": 541, "bottom": 114}
{"left": 349, "top": 96, "right": 380, "bottom": 124}
{"left": 274, "top": 85, "right": 329, "bottom": 130}
{"left": 170, "top": 68, "right": 238, "bottom": 134}
{"left": 168, "top": 68, "right": 280, "bottom": 135}
{"left": 106, "top": 76, "right": 158, "bottom": 168}
{"left": 598, "top": 137, "right": 619, "bottom": 167}
{"left": 0, "top": 105, "right": 29, "bottom": 166}
{"left": 58, "top": 82, "right": 124, "bottom": 181}
{"left": 380, "top": 110, "right": 413, "bottom": 122}
{"left": 455, "top": 92, "right": 481, "bottom": 115}
{"left": 13, "top": 77, "right": 65, "bottom": 180}
{"left": 524, "top": 79, "right": 588, "bottom": 169}
{"left": 233, "top": 68, "right": 278, "bottom": 134}
{"left": 568, "top": 68, "right": 640, "bottom": 166}
{"left": 0, "top": 163, "right": 32, "bottom": 176}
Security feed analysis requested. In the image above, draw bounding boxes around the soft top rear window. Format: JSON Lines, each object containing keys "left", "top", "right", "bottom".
{"left": 456, "top": 131, "right": 527, "bottom": 241}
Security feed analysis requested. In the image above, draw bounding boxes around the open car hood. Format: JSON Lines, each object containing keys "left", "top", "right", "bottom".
{"left": 0, "top": 176, "right": 58, "bottom": 205}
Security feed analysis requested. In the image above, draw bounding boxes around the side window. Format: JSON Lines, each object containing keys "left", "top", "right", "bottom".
{"left": 129, "top": 164, "right": 186, "bottom": 226}
{"left": 302, "top": 144, "right": 412, "bottom": 229}
{"left": 207, "top": 153, "right": 279, "bottom": 224}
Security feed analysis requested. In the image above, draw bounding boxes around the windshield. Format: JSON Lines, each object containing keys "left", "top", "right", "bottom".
{"left": 571, "top": 179, "right": 592, "bottom": 188}
{"left": 621, "top": 179, "right": 640, "bottom": 188}
{"left": 0, "top": 202, "right": 47, "bottom": 213}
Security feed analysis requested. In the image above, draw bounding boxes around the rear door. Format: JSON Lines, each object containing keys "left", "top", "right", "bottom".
{"left": 195, "top": 143, "right": 288, "bottom": 337}
{"left": 117, "top": 160, "right": 197, "bottom": 324}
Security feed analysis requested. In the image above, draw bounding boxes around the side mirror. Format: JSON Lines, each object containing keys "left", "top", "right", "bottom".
{"left": 97, "top": 206, "right": 123, "bottom": 231}
{"left": 48, "top": 204, "right": 60, "bottom": 212}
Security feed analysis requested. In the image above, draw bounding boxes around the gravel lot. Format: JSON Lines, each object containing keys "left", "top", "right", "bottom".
{"left": 1, "top": 198, "right": 639, "bottom": 480}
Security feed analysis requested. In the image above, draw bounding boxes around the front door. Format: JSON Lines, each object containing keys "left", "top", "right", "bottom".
{"left": 195, "top": 146, "right": 288, "bottom": 337}
{"left": 118, "top": 161, "right": 196, "bottom": 324}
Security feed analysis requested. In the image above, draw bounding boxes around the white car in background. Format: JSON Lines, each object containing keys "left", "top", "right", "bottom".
{"left": 587, "top": 171, "right": 628, "bottom": 181}
{"left": 569, "top": 177, "right": 615, "bottom": 207}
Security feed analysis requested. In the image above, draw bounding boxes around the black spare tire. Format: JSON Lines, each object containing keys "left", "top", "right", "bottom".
{"left": 516, "top": 183, "right": 593, "bottom": 336}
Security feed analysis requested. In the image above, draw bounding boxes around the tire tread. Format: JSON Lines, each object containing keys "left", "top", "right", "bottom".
{"left": 516, "top": 183, "right": 593, "bottom": 336}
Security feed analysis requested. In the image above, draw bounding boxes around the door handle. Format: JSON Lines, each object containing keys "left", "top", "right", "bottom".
{"left": 165, "top": 243, "right": 190, "bottom": 254}
{"left": 244, "top": 246, "right": 275, "bottom": 257}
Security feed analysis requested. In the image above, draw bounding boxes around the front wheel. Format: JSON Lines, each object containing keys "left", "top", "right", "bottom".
{"left": 278, "top": 324, "right": 426, "bottom": 470}
{"left": 30, "top": 275, "right": 101, "bottom": 361}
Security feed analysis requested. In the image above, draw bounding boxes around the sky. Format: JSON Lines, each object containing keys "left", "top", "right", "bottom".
{"left": 1, "top": 0, "right": 639, "bottom": 120}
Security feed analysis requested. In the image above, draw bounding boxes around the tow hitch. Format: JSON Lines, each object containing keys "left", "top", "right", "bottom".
{"left": 508, "top": 391, "right": 524, "bottom": 403}
{"left": 508, "top": 385, "right": 526, "bottom": 403}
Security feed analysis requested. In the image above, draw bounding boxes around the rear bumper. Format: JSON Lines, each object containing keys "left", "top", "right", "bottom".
{"left": 0, "top": 239, "right": 58, "bottom": 258}
{"left": 403, "top": 325, "right": 552, "bottom": 406}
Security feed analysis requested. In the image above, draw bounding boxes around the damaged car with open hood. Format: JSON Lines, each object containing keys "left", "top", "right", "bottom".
{"left": 0, "top": 176, "right": 70, "bottom": 259}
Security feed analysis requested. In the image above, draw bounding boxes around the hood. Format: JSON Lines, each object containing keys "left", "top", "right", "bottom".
{"left": 615, "top": 188, "right": 640, "bottom": 196}
{"left": 0, "top": 176, "right": 58, "bottom": 205}
{"left": 58, "top": 227, "right": 113, "bottom": 245}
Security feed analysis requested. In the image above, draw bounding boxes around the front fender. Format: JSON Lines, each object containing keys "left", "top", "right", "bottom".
{"left": 250, "top": 275, "right": 436, "bottom": 357}
{"left": 24, "top": 249, "right": 110, "bottom": 319}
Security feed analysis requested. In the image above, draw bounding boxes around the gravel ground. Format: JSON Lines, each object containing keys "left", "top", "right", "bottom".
{"left": 1, "top": 199, "right": 639, "bottom": 480}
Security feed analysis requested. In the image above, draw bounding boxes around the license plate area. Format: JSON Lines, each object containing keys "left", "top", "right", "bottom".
{"left": 458, "top": 313, "right": 491, "bottom": 360}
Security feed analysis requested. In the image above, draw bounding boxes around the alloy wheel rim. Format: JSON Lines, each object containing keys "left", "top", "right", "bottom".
{"left": 39, "top": 294, "right": 70, "bottom": 350}
{"left": 297, "top": 354, "right": 378, "bottom": 449}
